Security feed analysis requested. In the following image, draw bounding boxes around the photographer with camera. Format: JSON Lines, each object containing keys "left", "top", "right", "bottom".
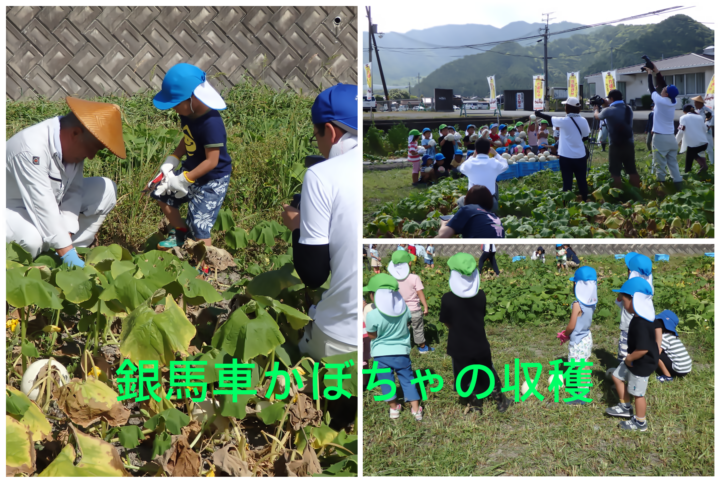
{"left": 535, "top": 97, "right": 591, "bottom": 201}
{"left": 646, "top": 61, "right": 683, "bottom": 189}
{"left": 281, "top": 84, "right": 358, "bottom": 360}
{"left": 592, "top": 90, "right": 641, "bottom": 188}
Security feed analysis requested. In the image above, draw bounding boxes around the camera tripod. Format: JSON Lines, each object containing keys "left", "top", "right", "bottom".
{"left": 585, "top": 108, "right": 602, "bottom": 172}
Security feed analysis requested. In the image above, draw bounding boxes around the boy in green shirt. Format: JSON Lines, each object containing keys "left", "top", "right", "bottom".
{"left": 364, "top": 274, "right": 423, "bottom": 421}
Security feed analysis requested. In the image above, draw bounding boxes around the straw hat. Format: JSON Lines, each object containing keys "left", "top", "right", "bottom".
{"left": 65, "top": 97, "right": 126, "bottom": 159}
{"left": 691, "top": 95, "right": 705, "bottom": 103}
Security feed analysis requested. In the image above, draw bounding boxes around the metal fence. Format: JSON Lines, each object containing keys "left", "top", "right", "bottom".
{"left": 7, "top": 6, "right": 357, "bottom": 101}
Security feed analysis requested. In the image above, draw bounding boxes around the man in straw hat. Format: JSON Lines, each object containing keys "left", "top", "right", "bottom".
{"left": 6, "top": 97, "right": 125, "bottom": 267}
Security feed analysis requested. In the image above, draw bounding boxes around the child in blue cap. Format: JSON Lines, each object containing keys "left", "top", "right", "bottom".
{"left": 606, "top": 277, "right": 657, "bottom": 431}
{"left": 421, "top": 127, "right": 436, "bottom": 157}
{"left": 655, "top": 310, "right": 692, "bottom": 382}
{"left": 434, "top": 153, "right": 447, "bottom": 176}
{"left": 614, "top": 252, "right": 654, "bottom": 364}
{"left": 150, "top": 63, "right": 231, "bottom": 252}
{"left": 555, "top": 244, "right": 567, "bottom": 270}
{"left": 420, "top": 154, "right": 436, "bottom": 185}
{"left": 557, "top": 266, "right": 598, "bottom": 405}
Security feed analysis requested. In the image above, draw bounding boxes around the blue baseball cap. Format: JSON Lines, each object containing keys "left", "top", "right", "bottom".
{"left": 538, "top": 143, "right": 549, "bottom": 149}
{"left": 569, "top": 266, "right": 596, "bottom": 282}
{"left": 523, "top": 145, "right": 533, "bottom": 151}
{"left": 667, "top": 85, "right": 679, "bottom": 104}
{"left": 490, "top": 123, "right": 498, "bottom": 129}
{"left": 154, "top": 63, "right": 205, "bottom": 110}
{"left": 612, "top": 277, "right": 653, "bottom": 296}
{"left": 422, "top": 127, "right": 431, "bottom": 133}
{"left": 496, "top": 147, "right": 506, "bottom": 154}
{"left": 628, "top": 253, "right": 652, "bottom": 276}
{"left": 422, "top": 154, "right": 430, "bottom": 162}
{"left": 466, "top": 124, "right": 476, "bottom": 130}
{"left": 435, "top": 153, "right": 445, "bottom": 161}
{"left": 455, "top": 149, "right": 463, "bottom": 155}
{"left": 556, "top": 244, "right": 563, "bottom": 247}
{"left": 311, "top": 83, "right": 358, "bottom": 135}
{"left": 656, "top": 310, "right": 679, "bottom": 336}
{"left": 499, "top": 124, "right": 507, "bottom": 130}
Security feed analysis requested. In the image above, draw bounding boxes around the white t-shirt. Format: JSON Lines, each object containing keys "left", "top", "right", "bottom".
{"left": 483, "top": 244, "right": 496, "bottom": 252}
{"left": 457, "top": 154, "right": 508, "bottom": 194}
{"left": 551, "top": 114, "right": 590, "bottom": 159}
{"left": 678, "top": 113, "right": 708, "bottom": 148}
{"left": 415, "top": 245, "right": 426, "bottom": 259}
{"left": 651, "top": 92, "right": 676, "bottom": 134}
{"left": 299, "top": 147, "right": 359, "bottom": 346}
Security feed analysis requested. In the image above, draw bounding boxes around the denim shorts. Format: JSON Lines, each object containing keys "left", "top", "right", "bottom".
{"left": 424, "top": 258, "right": 433, "bottom": 265}
{"left": 151, "top": 168, "right": 230, "bottom": 239}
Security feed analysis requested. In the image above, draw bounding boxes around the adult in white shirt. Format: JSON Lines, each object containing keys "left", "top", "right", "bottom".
{"left": 282, "top": 84, "right": 358, "bottom": 360}
{"left": 648, "top": 67, "right": 683, "bottom": 188}
{"left": 676, "top": 105, "right": 709, "bottom": 174}
{"left": 457, "top": 137, "right": 508, "bottom": 212}
{"left": 535, "top": 97, "right": 591, "bottom": 201}
{"left": 6, "top": 97, "right": 125, "bottom": 267}
{"left": 692, "top": 95, "right": 714, "bottom": 164}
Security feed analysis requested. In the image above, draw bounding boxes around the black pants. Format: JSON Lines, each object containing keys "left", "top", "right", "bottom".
{"left": 479, "top": 251, "right": 499, "bottom": 275}
{"left": 656, "top": 351, "right": 688, "bottom": 378}
{"left": 452, "top": 358, "right": 501, "bottom": 400}
{"left": 559, "top": 155, "right": 588, "bottom": 201}
{"left": 685, "top": 143, "right": 708, "bottom": 173}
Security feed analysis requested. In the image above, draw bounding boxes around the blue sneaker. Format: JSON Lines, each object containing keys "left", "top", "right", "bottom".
{"left": 656, "top": 375, "right": 674, "bottom": 383}
{"left": 158, "top": 229, "right": 189, "bottom": 249}
{"left": 418, "top": 345, "right": 435, "bottom": 354}
{"left": 619, "top": 415, "right": 648, "bottom": 432}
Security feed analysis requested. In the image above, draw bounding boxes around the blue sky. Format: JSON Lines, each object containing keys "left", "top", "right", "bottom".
{"left": 361, "top": 2, "right": 712, "bottom": 34}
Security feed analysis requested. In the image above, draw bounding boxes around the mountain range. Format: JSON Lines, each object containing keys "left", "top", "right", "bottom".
{"left": 406, "top": 15, "right": 713, "bottom": 98}
{"left": 362, "top": 20, "right": 596, "bottom": 87}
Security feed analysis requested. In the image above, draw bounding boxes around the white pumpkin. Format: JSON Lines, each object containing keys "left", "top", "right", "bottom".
{"left": 521, "top": 381, "right": 529, "bottom": 395}
{"left": 502, "top": 153, "right": 511, "bottom": 159}
{"left": 192, "top": 399, "right": 230, "bottom": 431}
{"left": 530, "top": 114, "right": 536, "bottom": 120}
{"left": 549, "top": 374, "right": 564, "bottom": 387}
{"left": 21, "top": 359, "right": 70, "bottom": 401}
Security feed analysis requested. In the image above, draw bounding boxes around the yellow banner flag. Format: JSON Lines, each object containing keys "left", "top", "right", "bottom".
{"left": 705, "top": 74, "right": 714, "bottom": 109}
{"left": 364, "top": 63, "right": 372, "bottom": 100}
{"left": 567, "top": 71, "right": 580, "bottom": 99}
{"left": 533, "top": 75, "right": 544, "bottom": 110}
{"left": 601, "top": 70, "right": 617, "bottom": 97}
{"left": 488, "top": 76, "right": 497, "bottom": 110}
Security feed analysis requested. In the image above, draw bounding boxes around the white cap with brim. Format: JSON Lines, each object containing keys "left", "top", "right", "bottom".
{"left": 449, "top": 269, "right": 480, "bottom": 298}
{"left": 375, "top": 289, "right": 407, "bottom": 317}
{"left": 633, "top": 293, "right": 655, "bottom": 322}
{"left": 194, "top": 80, "right": 227, "bottom": 110}
{"left": 387, "top": 262, "right": 410, "bottom": 281}
{"left": 574, "top": 280, "right": 598, "bottom": 306}
{"left": 562, "top": 97, "right": 580, "bottom": 106}
{"left": 628, "top": 271, "right": 653, "bottom": 292}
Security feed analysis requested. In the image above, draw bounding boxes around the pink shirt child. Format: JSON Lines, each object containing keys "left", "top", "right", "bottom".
{"left": 397, "top": 274, "right": 424, "bottom": 312}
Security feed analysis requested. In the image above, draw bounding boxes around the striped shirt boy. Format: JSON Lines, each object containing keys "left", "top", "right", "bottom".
{"left": 661, "top": 333, "right": 692, "bottom": 374}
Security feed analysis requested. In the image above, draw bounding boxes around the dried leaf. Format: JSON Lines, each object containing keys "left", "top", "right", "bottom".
{"left": 6, "top": 416, "right": 36, "bottom": 476}
{"left": 180, "top": 419, "right": 203, "bottom": 445}
{"left": 287, "top": 393, "right": 322, "bottom": 431}
{"left": 57, "top": 378, "right": 130, "bottom": 428}
{"left": 154, "top": 435, "right": 201, "bottom": 477}
{"left": 280, "top": 446, "right": 323, "bottom": 477}
{"left": 211, "top": 444, "right": 250, "bottom": 476}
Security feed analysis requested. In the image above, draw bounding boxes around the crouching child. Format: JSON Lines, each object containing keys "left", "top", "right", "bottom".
{"left": 655, "top": 310, "right": 692, "bottom": 382}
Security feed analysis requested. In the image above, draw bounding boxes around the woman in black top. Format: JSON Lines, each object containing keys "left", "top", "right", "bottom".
{"left": 439, "top": 253, "right": 512, "bottom": 414}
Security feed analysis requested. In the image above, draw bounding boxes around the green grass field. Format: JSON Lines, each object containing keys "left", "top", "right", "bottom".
{"left": 363, "top": 134, "right": 652, "bottom": 224}
{"left": 363, "top": 255, "right": 714, "bottom": 476}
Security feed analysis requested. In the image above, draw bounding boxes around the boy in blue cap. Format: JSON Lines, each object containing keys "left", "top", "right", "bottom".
{"left": 655, "top": 310, "right": 692, "bottom": 382}
{"left": 421, "top": 127, "right": 436, "bottom": 157}
{"left": 498, "top": 124, "right": 508, "bottom": 145}
{"left": 150, "top": 63, "right": 231, "bottom": 251}
{"left": 557, "top": 266, "right": 598, "bottom": 405}
{"left": 614, "top": 252, "right": 654, "bottom": 365}
{"left": 433, "top": 153, "right": 447, "bottom": 176}
{"left": 606, "top": 277, "right": 657, "bottom": 431}
{"left": 420, "top": 154, "right": 436, "bottom": 184}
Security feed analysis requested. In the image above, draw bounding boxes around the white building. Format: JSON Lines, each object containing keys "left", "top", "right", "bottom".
{"left": 585, "top": 49, "right": 714, "bottom": 109}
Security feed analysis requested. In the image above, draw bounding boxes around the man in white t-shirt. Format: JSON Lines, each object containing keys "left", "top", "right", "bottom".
{"left": 457, "top": 137, "right": 508, "bottom": 212}
{"left": 676, "top": 105, "right": 709, "bottom": 174}
{"left": 282, "top": 84, "right": 358, "bottom": 360}
{"left": 647, "top": 67, "right": 683, "bottom": 188}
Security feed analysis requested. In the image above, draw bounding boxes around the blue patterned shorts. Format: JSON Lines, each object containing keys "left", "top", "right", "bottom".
{"left": 151, "top": 168, "right": 230, "bottom": 239}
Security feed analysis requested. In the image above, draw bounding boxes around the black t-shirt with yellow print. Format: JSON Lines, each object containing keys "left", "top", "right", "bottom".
{"left": 180, "top": 109, "right": 232, "bottom": 184}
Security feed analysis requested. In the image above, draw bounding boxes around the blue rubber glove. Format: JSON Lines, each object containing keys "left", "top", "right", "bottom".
{"left": 61, "top": 248, "right": 85, "bottom": 268}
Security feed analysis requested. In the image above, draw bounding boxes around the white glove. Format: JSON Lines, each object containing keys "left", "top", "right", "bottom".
{"left": 166, "top": 171, "right": 193, "bottom": 198}
{"left": 155, "top": 170, "right": 175, "bottom": 196}
{"left": 428, "top": 139, "right": 436, "bottom": 147}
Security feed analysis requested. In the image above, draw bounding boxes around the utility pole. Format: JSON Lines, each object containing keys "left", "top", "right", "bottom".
{"left": 366, "top": 7, "right": 389, "bottom": 102}
{"left": 542, "top": 12, "right": 555, "bottom": 101}
{"left": 367, "top": 14, "right": 372, "bottom": 101}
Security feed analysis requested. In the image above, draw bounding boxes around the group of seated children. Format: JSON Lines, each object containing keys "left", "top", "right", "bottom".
{"left": 364, "top": 250, "right": 692, "bottom": 432}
